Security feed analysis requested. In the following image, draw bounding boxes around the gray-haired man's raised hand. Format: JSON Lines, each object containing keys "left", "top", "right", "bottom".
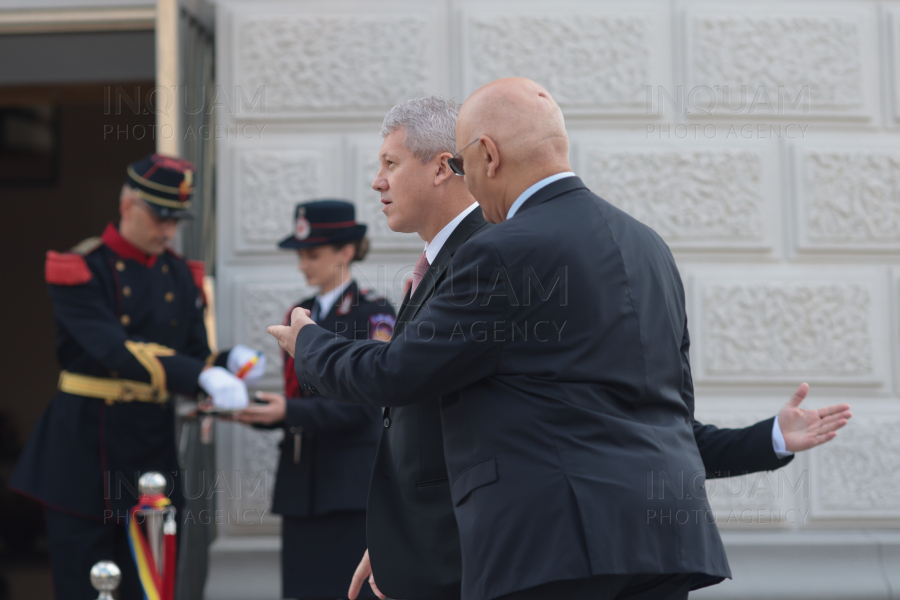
{"left": 267, "top": 307, "right": 314, "bottom": 358}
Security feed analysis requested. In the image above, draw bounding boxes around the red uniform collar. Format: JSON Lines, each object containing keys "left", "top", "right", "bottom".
{"left": 101, "top": 223, "right": 159, "bottom": 268}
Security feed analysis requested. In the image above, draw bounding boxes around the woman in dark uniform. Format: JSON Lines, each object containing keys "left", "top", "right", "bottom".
{"left": 237, "top": 200, "right": 395, "bottom": 600}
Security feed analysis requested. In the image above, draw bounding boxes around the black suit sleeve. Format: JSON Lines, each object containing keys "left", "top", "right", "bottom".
{"left": 694, "top": 417, "right": 793, "bottom": 478}
{"left": 278, "top": 293, "right": 391, "bottom": 432}
{"left": 283, "top": 396, "right": 380, "bottom": 434}
{"left": 294, "top": 238, "right": 507, "bottom": 407}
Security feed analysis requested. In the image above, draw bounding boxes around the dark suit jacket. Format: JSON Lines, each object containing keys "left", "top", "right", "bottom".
{"left": 270, "top": 281, "right": 393, "bottom": 518}
{"left": 366, "top": 208, "right": 490, "bottom": 600}
{"left": 368, "top": 209, "right": 791, "bottom": 600}
{"left": 295, "top": 178, "right": 732, "bottom": 600}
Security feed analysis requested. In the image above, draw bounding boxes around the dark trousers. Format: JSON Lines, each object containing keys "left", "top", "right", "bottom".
{"left": 497, "top": 573, "right": 693, "bottom": 600}
{"left": 281, "top": 511, "right": 374, "bottom": 599}
{"left": 45, "top": 507, "right": 144, "bottom": 600}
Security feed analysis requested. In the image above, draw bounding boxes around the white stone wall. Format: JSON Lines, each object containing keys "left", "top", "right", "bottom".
{"left": 211, "top": 0, "right": 900, "bottom": 597}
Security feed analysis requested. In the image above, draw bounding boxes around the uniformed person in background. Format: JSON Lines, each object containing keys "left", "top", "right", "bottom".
{"left": 236, "top": 200, "right": 395, "bottom": 600}
{"left": 9, "top": 154, "right": 265, "bottom": 600}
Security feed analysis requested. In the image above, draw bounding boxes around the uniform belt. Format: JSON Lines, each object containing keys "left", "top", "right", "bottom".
{"left": 58, "top": 370, "right": 167, "bottom": 404}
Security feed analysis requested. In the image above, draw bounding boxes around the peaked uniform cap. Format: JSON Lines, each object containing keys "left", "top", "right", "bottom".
{"left": 125, "top": 153, "right": 197, "bottom": 219}
{"left": 278, "top": 199, "right": 367, "bottom": 249}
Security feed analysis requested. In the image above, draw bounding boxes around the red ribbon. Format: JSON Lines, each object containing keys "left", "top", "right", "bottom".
{"left": 164, "top": 525, "right": 176, "bottom": 600}
{"left": 128, "top": 493, "right": 177, "bottom": 600}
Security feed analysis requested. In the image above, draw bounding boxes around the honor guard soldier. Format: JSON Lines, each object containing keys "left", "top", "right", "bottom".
{"left": 9, "top": 154, "right": 265, "bottom": 600}
{"left": 235, "top": 200, "right": 395, "bottom": 600}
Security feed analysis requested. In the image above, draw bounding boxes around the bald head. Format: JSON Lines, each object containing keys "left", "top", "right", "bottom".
{"left": 456, "top": 78, "right": 572, "bottom": 222}
{"left": 460, "top": 78, "right": 568, "bottom": 164}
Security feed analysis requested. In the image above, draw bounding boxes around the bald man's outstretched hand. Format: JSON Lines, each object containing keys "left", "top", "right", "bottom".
{"left": 779, "top": 383, "right": 852, "bottom": 452}
{"left": 267, "top": 307, "right": 314, "bottom": 358}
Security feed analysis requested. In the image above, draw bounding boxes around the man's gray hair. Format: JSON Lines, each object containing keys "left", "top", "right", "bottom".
{"left": 380, "top": 96, "right": 459, "bottom": 163}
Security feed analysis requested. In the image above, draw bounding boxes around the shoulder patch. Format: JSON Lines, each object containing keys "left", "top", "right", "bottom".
{"left": 45, "top": 251, "right": 92, "bottom": 285}
{"left": 369, "top": 313, "right": 395, "bottom": 342}
{"left": 186, "top": 260, "right": 207, "bottom": 305}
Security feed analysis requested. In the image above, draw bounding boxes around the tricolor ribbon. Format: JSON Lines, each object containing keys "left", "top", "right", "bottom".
{"left": 234, "top": 352, "right": 262, "bottom": 379}
{"left": 128, "top": 493, "right": 176, "bottom": 600}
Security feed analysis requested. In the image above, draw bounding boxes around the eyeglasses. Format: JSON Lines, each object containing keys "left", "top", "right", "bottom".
{"left": 448, "top": 137, "right": 479, "bottom": 176}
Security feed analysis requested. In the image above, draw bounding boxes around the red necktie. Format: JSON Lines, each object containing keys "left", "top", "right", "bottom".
{"left": 411, "top": 252, "right": 430, "bottom": 296}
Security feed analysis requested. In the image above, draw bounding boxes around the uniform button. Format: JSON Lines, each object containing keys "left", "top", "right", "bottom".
{"left": 161, "top": 265, "right": 169, "bottom": 274}
{"left": 115, "top": 260, "right": 125, "bottom": 272}
{"left": 383, "top": 417, "right": 391, "bottom": 428}
{"left": 170, "top": 319, "right": 178, "bottom": 328}
{"left": 164, "top": 292, "right": 174, "bottom": 302}
{"left": 120, "top": 314, "right": 131, "bottom": 326}
{"left": 122, "top": 286, "right": 132, "bottom": 297}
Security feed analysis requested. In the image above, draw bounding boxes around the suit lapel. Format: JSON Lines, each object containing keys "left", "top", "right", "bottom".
{"left": 394, "top": 285, "right": 414, "bottom": 331}
{"left": 403, "top": 263, "right": 447, "bottom": 323}
{"left": 318, "top": 280, "right": 357, "bottom": 325}
{"left": 396, "top": 206, "right": 489, "bottom": 331}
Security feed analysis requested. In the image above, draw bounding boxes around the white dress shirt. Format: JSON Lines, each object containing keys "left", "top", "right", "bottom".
{"left": 506, "top": 171, "right": 576, "bottom": 220}
{"left": 772, "top": 416, "right": 792, "bottom": 458}
{"left": 424, "top": 202, "right": 480, "bottom": 264}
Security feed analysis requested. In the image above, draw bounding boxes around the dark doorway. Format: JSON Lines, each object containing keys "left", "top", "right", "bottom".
{"left": 0, "top": 78, "right": 156, "bottom": 600}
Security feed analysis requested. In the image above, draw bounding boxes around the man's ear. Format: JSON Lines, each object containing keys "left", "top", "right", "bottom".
{"left": 482, "top": 137, "right": 500, "bottom": 178}
{"left": 434, "top": 152, "right": 454, "bottom": 185}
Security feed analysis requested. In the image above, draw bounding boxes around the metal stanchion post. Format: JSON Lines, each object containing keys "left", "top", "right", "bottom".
{"left": 90, "top": 561, "right": 121, "bottom": 600}
{"left": 131, "top": 471, "right": 178, "bottom": 600}
{"left": 138, "top": 472, "right": 168, "bottom": 576}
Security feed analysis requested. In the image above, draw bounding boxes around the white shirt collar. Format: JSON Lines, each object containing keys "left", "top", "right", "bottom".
{"left": 316, "top": 277, "right": 352, "bottom": 318}
{"left": 424, "top": 202, "right": 479, "bottom": 264}
{"left": 506, "top": 172, "right": 576, "bottom": 220}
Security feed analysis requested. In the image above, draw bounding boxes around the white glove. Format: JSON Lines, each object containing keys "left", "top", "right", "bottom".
{"left": 226, "top": 344, "right": 267, "bottom": 385}
{"left": 199, "top": 366, "right": 249, "bottom": 410}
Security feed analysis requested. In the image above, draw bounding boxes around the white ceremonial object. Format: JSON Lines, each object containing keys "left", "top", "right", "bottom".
{"left": 199, "top": 366, "right": 249, "bottom": 410}
{"left": 227, "top": 344, "right": 267, "bottom": 385}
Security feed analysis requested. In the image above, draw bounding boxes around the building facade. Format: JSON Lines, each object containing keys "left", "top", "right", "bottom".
{"left": 210, "top": 1, "right": 900, "bottom": 598}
